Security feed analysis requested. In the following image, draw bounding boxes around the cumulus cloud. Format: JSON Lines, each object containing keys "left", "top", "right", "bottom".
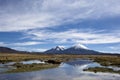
{"left": 0, "top": 0, "right": 120, "bottom": 32}
{"left": 25, "top": 29, "right": 120, "bottom": 44}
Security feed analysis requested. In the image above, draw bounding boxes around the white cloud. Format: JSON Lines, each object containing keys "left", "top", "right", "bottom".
{"left": 12, "top": 47, "right": 47, "bottom": 52}
{"left": 0, "top": 42, "right": 6, "bottom": 46}
{"left": 0, "top": 41, "right": 44, "bottom": 47}
{"left": 109, "top": 47, "right": 117, "bottom": 50}
{"left": 12, "top": 41, "right": 44, "bottom": 46}
{"left": 25, "top": 29, "right": 120, "bottom": 44}
{"left": 109, "top": 45, "right": 120, "bottom": 50}
{"left": 0, "top": 0, "right": 120, "bottom": 32}
{"left": 35, "top": 48, "right": 47, "bottom": 52}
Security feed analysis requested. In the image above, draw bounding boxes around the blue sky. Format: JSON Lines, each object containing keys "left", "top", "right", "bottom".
{"left": 0, "top": 0, "right": 120, "bottom": 53}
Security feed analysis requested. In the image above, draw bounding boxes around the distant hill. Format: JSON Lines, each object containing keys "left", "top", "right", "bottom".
{"left": 0, "top": 46, "right": 42, "bottom": 54}
{"left": 0, "top": 46, "right": 18, "bottom": 53}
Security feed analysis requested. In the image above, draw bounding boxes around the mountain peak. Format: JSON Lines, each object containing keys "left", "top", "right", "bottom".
{"left": 53, "top": 46, "right": 65, "bottom": 51}
{"left": 73, "top": 44, "right": 88, "bottom": 49}
{"left": 44, "top": 46, "right": 65, "bottom": 54}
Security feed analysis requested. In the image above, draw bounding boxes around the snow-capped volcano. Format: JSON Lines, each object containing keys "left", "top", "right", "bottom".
{"left": 44, "top": 46, "right": 65, "bottom": 54}
{"left": 44, "top": 44, "right": 100, "bottom": 54}
{"left": 63, "top": 44, "right": 100, "bottom": 54}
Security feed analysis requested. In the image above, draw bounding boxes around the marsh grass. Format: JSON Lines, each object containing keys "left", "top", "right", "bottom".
{"left": 89, "top": 56, "right": 120, "bottom": 67}
{"left": 0, "top": 53, "right": 86, "bottom": 63}
{"left": 84, "top": 67, "right": 120, "bottom": 74}
{"left": 0, "top": 53, "right": 120, "bottom": 66}
{"left": 6, "top": 63, "right": 59, "bottom": 73}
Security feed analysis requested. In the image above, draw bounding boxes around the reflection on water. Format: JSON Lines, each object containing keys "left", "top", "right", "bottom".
{"left": 0, "top": 60, "right": 45, "bottom": 73}
{"left": 0, "top": 62, "right": 15, "bottom": 73}
{"left": 107, "top": 66, "right": 120, "bottom": 71}
{"left": 0, "top": 60, "right": 120, "bottom": 80}
{"left": 20, "top": 60, "right": 45, "bottom": 64}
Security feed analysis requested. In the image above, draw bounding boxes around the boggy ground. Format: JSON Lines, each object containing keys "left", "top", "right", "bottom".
{"left": 84, "top": 67, "right": 120, "bottom": 74}
{"left": 6, "top": 63, "right": 60, "bottom": 73}
{"left": 0, "top": 53, "right": 120, "bottom": 73}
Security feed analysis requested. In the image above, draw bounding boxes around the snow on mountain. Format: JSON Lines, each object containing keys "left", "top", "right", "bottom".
{"left": 72, "top": 44, "right": 89, "bottom": 50}
{"left": 44, "top": 46, "right": 65, "bottom": 54}
{"left": 53, "top": 46, "right": 65, "bottom": 51}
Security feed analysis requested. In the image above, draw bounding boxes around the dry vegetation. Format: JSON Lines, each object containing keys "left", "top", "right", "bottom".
{"left": 0, "top": 53, "right": 120, "bottom": 67}
{"left": 0, "top": 53, "right": 87, "bottom": 63}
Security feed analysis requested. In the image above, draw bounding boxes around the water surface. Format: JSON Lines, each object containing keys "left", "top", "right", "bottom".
{"left": 0, "top": 59, "right": 119, "bottom": 80}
